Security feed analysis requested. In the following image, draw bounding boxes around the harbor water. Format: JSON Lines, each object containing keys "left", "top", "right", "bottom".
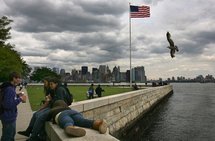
{"left": 120, "top": 83, "right": 215, "bottom": 141}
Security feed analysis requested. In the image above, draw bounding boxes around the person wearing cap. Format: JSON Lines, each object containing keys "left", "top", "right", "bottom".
{"left": 0, "top": 72, "right": 27, "bottom": 141}
{"left": 48, "top": 100, "right": 108, "bottom": 137}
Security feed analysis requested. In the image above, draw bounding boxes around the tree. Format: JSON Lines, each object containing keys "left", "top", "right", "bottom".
{"left": 30, "top": 67, "right": 59, "bottom": 82}
{"left": 0, "top": 16, "right": 31, "bottom": 82}
{"left": 0, "top": 16, "right": 12, "bottom": 44}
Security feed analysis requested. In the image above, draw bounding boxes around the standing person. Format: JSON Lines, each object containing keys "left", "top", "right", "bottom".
{"left": 18, "top": 77, "right": 72, "bottom": 141}
{"left": 0, "top": 72, "right": 27, "bottom": 141}
{"left": 88, "top": 84, "right": 94, "bottom": 99}
{"left": 95, "top": 84, "right": 105, "bottom": 97}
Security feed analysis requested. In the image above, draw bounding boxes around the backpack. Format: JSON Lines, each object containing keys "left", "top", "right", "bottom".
{"left": 62, "top": 86, "right": 73, "bottom": 106}
{"left": 0, "top": 82, "right": 12, "bottom": 115}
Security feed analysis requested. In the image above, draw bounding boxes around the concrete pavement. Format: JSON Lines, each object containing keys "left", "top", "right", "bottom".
{"left": 0, "top": 88, "right": 33, "bottom": 141}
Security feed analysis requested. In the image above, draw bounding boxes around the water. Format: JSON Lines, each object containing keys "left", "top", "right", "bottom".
{"left": 120, "top": 83, "right": 215, "bottom": 141}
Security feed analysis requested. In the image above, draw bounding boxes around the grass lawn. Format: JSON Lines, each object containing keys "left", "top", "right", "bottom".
{"left": 27, "top": 85, "right": 133, "bottom": 111}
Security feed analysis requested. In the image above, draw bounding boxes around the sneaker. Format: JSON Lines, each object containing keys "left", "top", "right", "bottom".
{"left": 65, "top": 126, "right": 86, "bottom": 137}
{"left": 18, "top": 130, "right": 30, "bottom": 137}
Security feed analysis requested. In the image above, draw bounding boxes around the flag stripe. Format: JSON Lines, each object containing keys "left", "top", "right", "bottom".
{"left": 130, "top": 5, "right": 150, "bottom": 18}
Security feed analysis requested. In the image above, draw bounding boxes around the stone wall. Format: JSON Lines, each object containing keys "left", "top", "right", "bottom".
{"left": 70, "top": 85, "right": 173, "bottom": 138}
{"left": 71, "top": 85, "right": 172, "bottom": 135}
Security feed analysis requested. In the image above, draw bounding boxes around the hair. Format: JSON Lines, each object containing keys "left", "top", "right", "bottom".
{"left": 43, "top": 76, "right": 52, "bottom": 96}
{"left": 49, "top": 77, "right": 61, "bottom": 84}
{"left": 9, "top": 72, "right": 21, "bottom": 81}
{"left": 43, "top": 76, "right": 51, "bottom": 82}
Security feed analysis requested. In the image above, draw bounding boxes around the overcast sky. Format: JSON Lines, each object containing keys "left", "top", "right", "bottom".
{"left": 1, "top": 0, "right": 215, "bottom": 80}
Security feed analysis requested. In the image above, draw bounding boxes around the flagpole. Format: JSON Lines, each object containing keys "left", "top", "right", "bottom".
{"left": 129, "top": 3, "right": 132, "bottom": 88}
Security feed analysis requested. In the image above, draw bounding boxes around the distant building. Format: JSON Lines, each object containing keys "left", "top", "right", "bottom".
{"left": 60, "top": 69, "right": 66, "bottom": 75}
{"left": 132, "top": 66, "right": 147, "bottom": 83}
{"left": 53, "top": 67, "right": 60, "bottom": 74}
{"left": 81, "top": 66, "right": 88, "bottom": 75}
{"left": 81, "top": 66, "right": 88, "bottom": 82}
{"left": 92, "top": 68, "right": 99, "bottom": 82}
{"left": 99, "top": 65, "right": 108, "bottom": 82}
{"left": 71, "top": 69, "right": 79, "bottom": 82}
{"left": 112, "top": 66, "right": 120, "bottom": 82}
{"left": 120, "top": 72, "right": 126, "bottom": 82}
{"left": 126, "top": 70, "right": 130, "bottom": 82}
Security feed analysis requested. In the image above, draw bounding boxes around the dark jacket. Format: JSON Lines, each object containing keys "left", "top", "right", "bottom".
{"left": 0, "top": 83, "right": 22, "bottom": 123}
{"left": 49, "top": 86, "right": 70, "bottom": 108}
{"left": 95, "top": 86, "right": 104, "bottom": 97}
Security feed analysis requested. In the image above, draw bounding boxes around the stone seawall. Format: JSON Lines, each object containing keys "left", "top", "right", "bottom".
{"left": 46, "top": 85, "right": 173, "bottom": 140}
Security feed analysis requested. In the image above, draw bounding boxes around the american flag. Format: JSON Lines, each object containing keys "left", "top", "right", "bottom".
{"left": 130, "top": 5, "right": 150, "bottom": 18}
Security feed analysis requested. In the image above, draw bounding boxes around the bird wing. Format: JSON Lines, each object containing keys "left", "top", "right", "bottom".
{"left": 166, "top": 32, "right": 175, "bottom": 47}
{"left": 167, "top": 38, "right": 175, "bottom": 47}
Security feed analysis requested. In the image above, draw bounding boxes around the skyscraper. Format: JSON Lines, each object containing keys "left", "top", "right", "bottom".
{"left": 81, "top": 66, "right": 88, "bottom": 75}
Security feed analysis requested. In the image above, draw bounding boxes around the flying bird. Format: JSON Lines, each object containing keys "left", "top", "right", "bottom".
{"left": 166, "top": 32, "right": 179, "bottom": 58}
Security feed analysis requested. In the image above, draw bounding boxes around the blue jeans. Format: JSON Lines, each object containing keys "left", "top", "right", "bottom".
{"left": 1, "top": 121, "right": 16, "bottom": 141}
{"left": 58, "top": 110, "right": 94, "bottom": 129}
{"left": 28, "top": 107, "right": 50, "bottom": 131}
{"left": 29, "top": 107, "right": 51, "bottom": 139}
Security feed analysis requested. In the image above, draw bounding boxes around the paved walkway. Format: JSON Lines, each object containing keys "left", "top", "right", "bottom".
{"left": 0, "top": 88, "right": 33, "bottom": 141}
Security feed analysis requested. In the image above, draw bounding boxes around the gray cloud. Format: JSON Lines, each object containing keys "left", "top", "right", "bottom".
{"left": 1, "top": 0, "right": 215, "bottom": 79}
{"left": 3, "top": 0, "right": 126, "bottom": 33}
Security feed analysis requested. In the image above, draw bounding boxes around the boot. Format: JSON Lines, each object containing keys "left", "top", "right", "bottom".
{"left": 93, "top": 119, "right": 107, "bottom": 134}
{"left": 64, "top": 126, "right": 86, "bottom": 137}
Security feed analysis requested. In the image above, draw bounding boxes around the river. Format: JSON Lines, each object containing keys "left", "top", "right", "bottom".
{"left": 120, "top": 83, "right": 215, "bottom": 141}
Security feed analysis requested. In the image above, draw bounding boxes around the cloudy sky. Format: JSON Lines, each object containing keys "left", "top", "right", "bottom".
{"left": 1, "top": 0, "right": 215, "bottom": 80}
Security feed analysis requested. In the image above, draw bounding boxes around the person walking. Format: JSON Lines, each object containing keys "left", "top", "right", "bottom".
{"left": 88, "top": 84, "right": 94, "bottom": 99}
{"left": 95, "top": 84, "right": 104, "bottom": 97}
{"left": 0, "top": 72, "right": 27, "bottom": 141}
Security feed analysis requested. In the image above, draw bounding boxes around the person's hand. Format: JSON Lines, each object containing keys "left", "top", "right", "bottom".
{"left": 20, "top": 95, "right": 27, "bottom": 103}
{"left": 17, "top": 91, "right": 24, "bottom": 96}
{"left": 45, "top": 95, "right": 52, "bottom": 102}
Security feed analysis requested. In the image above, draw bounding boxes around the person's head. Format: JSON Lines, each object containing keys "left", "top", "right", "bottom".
{"left": 49, "top": 77, "right": 60, "bottom": 90}
{"left": 43, "top": 76, "right": 51, "bottom": 88}
{"left": 9, "top": 72, "right": 21, "bottom": 86}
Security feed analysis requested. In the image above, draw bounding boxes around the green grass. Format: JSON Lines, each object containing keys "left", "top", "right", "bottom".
{"left": 27, "top": 85, "right": 133, "bottom": 111}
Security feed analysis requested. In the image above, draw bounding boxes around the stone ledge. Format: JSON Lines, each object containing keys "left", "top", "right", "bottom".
{"left": 70, "top": 86, "right": 170, "bottom": 113}
{"left": 45, "top": 122, "right": 119, "bottom": 141}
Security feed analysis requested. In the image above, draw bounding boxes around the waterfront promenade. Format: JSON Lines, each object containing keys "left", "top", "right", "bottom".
{"left": 0, "top": 88, "right": 32, "bottom": 141}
